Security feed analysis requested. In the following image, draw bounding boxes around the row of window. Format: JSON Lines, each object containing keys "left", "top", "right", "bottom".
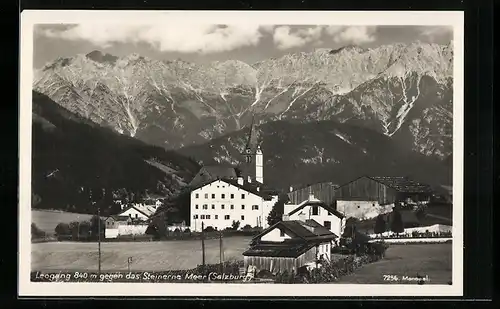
{"left": 195, "top": 193, "right": 246, "bottom": 199}
{"left": 193, "top": 214, "right": 245, "bottom": 220}
{"left": 195, "top": 204, "right": 259, "bottom": 210}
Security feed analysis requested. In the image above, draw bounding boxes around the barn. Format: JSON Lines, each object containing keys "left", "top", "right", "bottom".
{"left": 287, "top": 182, "right": 339, "bottom": 205}
{"left": 242, "top": 217, "right": 337, "bottom": 274}
{"left": 331, "top": 176, "right": 434, "bottom": 220}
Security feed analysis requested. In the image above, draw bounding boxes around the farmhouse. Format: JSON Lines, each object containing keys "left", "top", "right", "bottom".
{"left": 105, "top": 215, "right": 131, "bottom": 239}
{"left": 243, "top": 216, "right": 337, "bottom": 274}
{"left": 189, "top": 117, "right": 280, "bottom": 232}
{"left": 190, "top": 177, "right": 278, "bottom": 232}
{"left": 287, "top": 182, "right": 339, "bottom": 205}
{"left": 331, "top": 176, "right": 434, "bottom": 220}
{"left": 118, "top": 203, "right": 157, "bottom": 222}
{"left": 284, "top": 193, "right": 345, "bottom": 242}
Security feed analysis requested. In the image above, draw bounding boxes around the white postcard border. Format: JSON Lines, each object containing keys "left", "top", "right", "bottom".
{"left": 19, "top": 10, "right": 464, "bottom": 297}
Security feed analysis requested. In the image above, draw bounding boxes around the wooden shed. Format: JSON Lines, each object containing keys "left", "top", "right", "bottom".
{"left": 287, "top": 182, "right": 339, "bottom": 205}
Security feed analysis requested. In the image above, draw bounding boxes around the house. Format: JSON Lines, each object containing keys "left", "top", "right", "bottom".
{"left": 189, "top": 165, "right": 239, "bottom": 188}
{"left": 242, "top": 216, "right": 338, "bottom": 274}
{"left": 331, "top": 176, "right": 434, "bottom": 220}
{"left": 118, "top": 203, "right": 157, "bottom": 222}
{"left": 284, "top": 193, "right": 345, "bottom": 243}
{"left": 190, "top": 177, "right": 279, "bottom": 232}
{"left": 104, "top": 215, "right": 131, "bottom": 239}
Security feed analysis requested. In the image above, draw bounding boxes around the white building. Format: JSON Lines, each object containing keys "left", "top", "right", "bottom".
{"left": 284, "top": 193, "right": 346, "bottom": 242}
{"left": 190, "top": 177, "right": 278, "bottom": 232}
{"left": 118, "top": 203, "right": 157, "bottom": 221}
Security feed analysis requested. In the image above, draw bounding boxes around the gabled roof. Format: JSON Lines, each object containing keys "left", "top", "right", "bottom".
{"left": 242, "top": 241, "right": 317, "bottom": 258}
{"left": 119, "top": 204, "right": 154, "bottom": 219}
{"left": 191, "top": 178, "right": 277, "bottom": 201}
{"left": 252, "top": 219, "right": 337, "bottom": 243}
{"left": 107, "top": 215, "right": 130, "bottom": 222}
{"left": 287, "top": 199, "right": 344, "bottom": 219}
{"left": 368, "top": 176, "right": 433, "bottom": 193}
{"left": 188, "top": 165, "right": 238, "bottom": 187}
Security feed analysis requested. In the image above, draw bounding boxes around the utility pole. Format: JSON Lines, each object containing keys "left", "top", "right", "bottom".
{"left": 219, "top": 231, "right": 224, "bottom": 273}
{"left": 98, "top": 206, "right": 101, "bottom": 276}
{"left": 201, "top": 221, "right": 206, "bottom": 269}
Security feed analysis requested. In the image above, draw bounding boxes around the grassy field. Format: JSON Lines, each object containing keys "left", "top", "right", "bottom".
{"left": 337, "top": 243, "right": 453, "bottom": 284}
{"left": 32, "top": 236, "right": 252, "bottom": 272}
{"left": 32, "top": 210, "right": 105, "bottom": 235}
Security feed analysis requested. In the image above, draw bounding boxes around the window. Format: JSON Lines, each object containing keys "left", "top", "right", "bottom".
{"left": 204, "top": 193, "right": 208, "bottom": 199}
{"left": 195, "top": 193, "right": 199, "bottom": 198}
{"left": 206, "top": 215, "right": 211, "bottom": 219}
{"left": 200, "top": 215, "right": 205, "bottom": 219}
{"left": 241, "top": 194, "right": 245, "bottom": 199}
{"left": 230, "top": 205, "right": 234, "bottom": 210}
{"left": 224, "top": 215, "right": 230, "bottom": 220}
{"left": 312, "top": 206, "right": 319, "bottom": 215}
{"left": 195, "top": 204, "right": 199, "bottom": 209}
{"left": 215, "top": 215, "right": 218, "bottom": 219}
{"left": 193, "top": 215, "right": 198, "bottom": 219}
{"left": 212, "top": 194, "right": 215, "bottom": 199}
{"left": 252, "top": 205, "right": 259, "bottom": 210}
{"left": 212, "top": 204, "right": 215, "bottom": 209}
{"left": 323, "top": 221, "right": 331, "bottom": 230}
{"left": 241, "top": 215, "right": 245, "bottom": 220}
{"left": 230, "top": 194, "right": 234, "bottom": 199}
{"left": 241, "top": 205, "right": 245, "bottom": 210}
{"left": 280, "top": 229, "right": 285, "bottom": 237}
{"left": 221, "top": 194, "right": 225, "bottom": 199}
{"left": 221, "top": 204, "right": 225, "bottom": 209}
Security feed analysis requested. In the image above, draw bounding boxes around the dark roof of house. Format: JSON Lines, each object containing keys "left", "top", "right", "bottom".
{"left": 188, "top": 165, "right": 239, "bottom": 187}
{"left": 288, "top": 200, "right": 345, "bottom": 219}
{"left": 119, "top": 205, "right": 154, "bottom": 219}
{"left": 242, "top": 240, "right": 318, "bottom": 258}
{"left": 191, "top": 178, "right": 278, "bottom": 201}
{"left": 252, "top": 219, "right": 337, "bottom": 243}
{"left": 107, "top": 215, "right": 130, "bottom": 222}
{"left": 368, "top": 176, "right": 433, "bottom": 193}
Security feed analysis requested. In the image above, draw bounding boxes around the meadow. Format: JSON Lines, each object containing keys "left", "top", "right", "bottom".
{"left": 32, "top": 210, "right": 104, "bottom": 235}
{"left": 31, "top": 236, "right": 252, "bottom": 272}
{"left": 336, "top": 243, "right": 453, "bottom": 284}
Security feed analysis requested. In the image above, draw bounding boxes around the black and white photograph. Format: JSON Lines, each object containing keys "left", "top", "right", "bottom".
{"left": 19, "top": 10, "right": 464, "bottom": 297}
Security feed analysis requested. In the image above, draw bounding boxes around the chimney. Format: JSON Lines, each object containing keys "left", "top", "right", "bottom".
{"left": 298, "top": 212, "right": 306, "bottom": 222}
{"left": 256, "top": 186, "right": 260, "bottom": 192}
{"left": 247, "top": 176, "right": 252, "bottom": 183}
{"left": 309, "top": 193, "right": 315, "bottom": 201}
{"left": 237, "top": 177, "right": 244, "bottom": 185}
{"left": 282, "top": 214, "right": 290, "bottom": 221}
{"left": 289, "top": 186, "right": 293, "bottom": 192}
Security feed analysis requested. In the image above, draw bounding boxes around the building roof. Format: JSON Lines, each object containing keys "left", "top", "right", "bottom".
{"left": 119, "top": 204, "right": 156, "bottom": 219}
{"left": 188, "top": 165, "right": 238, "bottom": 187}
{"left": 107, "top": 215, "right": 130, "bottom": 222}
{"left": 242, "top": 240, "right": 317, "bottom": 258}
{"left": 368, "top": 176, "right": 433, "bottom": 193}
{"left": 252, "top": 219, "right": 338, "bottom": 243}
{"left": 191, "top": 178, "right": 277, "bottom": 201}
{"left": 287, "top": 199, "right": 345, "bottom": 219}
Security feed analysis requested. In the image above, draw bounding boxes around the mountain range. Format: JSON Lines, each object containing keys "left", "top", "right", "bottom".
{"left": 32, "top": 91, "right": 200, "bottom": 214}
{"left": 33, "top": 41, "right": 453, "bottom": 161}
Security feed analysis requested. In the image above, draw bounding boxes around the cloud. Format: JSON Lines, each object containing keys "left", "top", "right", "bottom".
{"left": 37, "top": 24, "right": 271, "bottom": 54}
{"left": 273, "top": 26, "right": 324, "bottom": 50}
{"left": 417, "top": 26, "right": 453, "bottom": 42}
{"left": 325, "top": 26, "right": 377, "bottom": 44}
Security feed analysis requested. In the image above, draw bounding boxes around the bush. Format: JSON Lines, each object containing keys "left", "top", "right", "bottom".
{"left": 231, "top": 220, "right": 240, "bottom": 231}
{"left": 203, "top": 226, "right": 216, "bottom": 233}
{"left": 31, "top": 223, "right": 46, "bottom": 239}
{"left": 242, "top": 224, "right": 252, "bottom": 231}
{"left": 54, "top": 222, "right": 71, "bottom": 236}
{"left": 183, "top": 228, "right": 191, "bottom": 233}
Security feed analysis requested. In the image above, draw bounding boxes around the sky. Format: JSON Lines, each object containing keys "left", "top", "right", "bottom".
{"left": 33, "top": 24, "right": 453, "bottom": 68}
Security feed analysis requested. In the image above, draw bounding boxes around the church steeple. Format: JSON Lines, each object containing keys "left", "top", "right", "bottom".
{"left": 240, "top": 115, "right": 264, "bottom": 184}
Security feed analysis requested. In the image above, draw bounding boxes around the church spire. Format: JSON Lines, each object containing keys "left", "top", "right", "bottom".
{"left": 245, "top": 115, "right": 259, "bottom": 151}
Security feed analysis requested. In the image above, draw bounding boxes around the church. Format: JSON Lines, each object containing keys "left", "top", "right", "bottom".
{"left": 189, "top": 118, "right": 279, "bottom": 232}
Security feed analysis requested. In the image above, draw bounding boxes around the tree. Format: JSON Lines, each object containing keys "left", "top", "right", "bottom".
{"left": 231, "top": 220, "right": 240, "bottom": 231}
{"left": 90, "top": 215, "right": 105, "bottom": 238}
{"left": 31, "top": 223, "right": 46, "bottom": 239}
{"left": 267, "top": 195, "right": 286, "bottom": 226}
{"left": 390, "top": 209, "right": 404, "bottom": 236}
{"left": 374, "top": 214, "right": 386, "bottom": 237}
